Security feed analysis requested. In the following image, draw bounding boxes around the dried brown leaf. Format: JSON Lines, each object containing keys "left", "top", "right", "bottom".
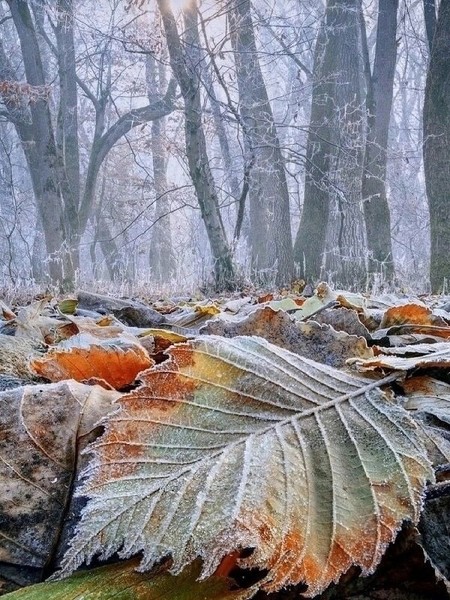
{"left": 202, "top": 306, "right": 373, "bottom": 368}
{"left": 0, "top": 382, "right": 119, "bottom": 589}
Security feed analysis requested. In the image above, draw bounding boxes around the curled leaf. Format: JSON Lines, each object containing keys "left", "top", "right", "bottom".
{"left": 57, "top": 299, "right": 78, "bottom": 316}
{"left": 313, "top": 306, "right": 371, "bottom": 340}
{"left": 401, "top": 376, "right": 450, "bottom": 466}
{"left": 348, "top": 347, "right": 450, "bottom": 373}
{"left": 380, "top": 303, "right": 447, "bottom": 328}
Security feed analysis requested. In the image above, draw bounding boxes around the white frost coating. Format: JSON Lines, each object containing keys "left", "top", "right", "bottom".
{"left": 55, "top": 336, "right": 433, "bottom": 596}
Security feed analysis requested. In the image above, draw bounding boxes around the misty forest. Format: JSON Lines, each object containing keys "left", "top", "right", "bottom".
{"left": 0, "top": 0, "right": 448, "bottom": 294}
{"left": 1, "top": 1, "right": 450, "bottom": 600}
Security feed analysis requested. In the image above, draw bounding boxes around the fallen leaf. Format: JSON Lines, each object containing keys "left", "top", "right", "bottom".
{"left": 57, "top": 336, "right": 431, "bottom": 597}
{"left": 374, "top": 335, "right": 448, "bottom": 349}
{"left": 137, "top": 329, "right": 188, "bottom": 360}
{"left": 0, "top": 300, "right": 16, "bottom": 321}
{"left": 374, "top": 342, "right": 450, "bottom": 356}
{"left": 222, "top": 297, "right": 253, "bottom": 314}
{"left": 314, "top": 522, "right": 450, "bottom": 599}
{"left": 0, "top": 335, "right": 42, "bottom": 380}
{"left": 2, "top": 559, "right": 254, "bottom": 600}
{"left": 358, "top": 308, "right": 384, "bottom": 332}
{"left": 313, "top": 307, "right": 371, "bottom": 340}
{"left": 202, "top": 307, "right": 373, "bottom": 368}
{"left": 69, "top": 317, "right": 124, "bottom": 339}
{"left": 30, "top": 333, "right": 153, "bottom": 390}
{"left": 77, "top": 291, "right": 166, "bottom": 328}
{"left": 373, "top": 324, "right": 450, "bottom": 340}
{"left": 267, "top": 283, "right": 365, "bottom": 322}
{"left": 267, "top": 298, "right": 300, "bottom": 312}
{"left": 380, "top": 303, "right": 447, "bottom": 329}
{"left": 0, "top": 382, "right": 119, "bottom": 591}
{"left": 57, "top": 299, "right": 78, "bottom": 316}
{"left": 257, "top": 293, "right": 274, "bottom": 303}
{"left": 163, "top": 299, "right": 228, "bottom": 332}
{"left": 315, "top": 282, "right": 366, "bottom": 311}
{"left": 348, "top": 347, "right": 450, "bottom": 372}
{"left": 401, "top": 376, "right": 450, "bottom": 466}
{"left": 194, "top": 302, "right": 221, "bottom": 316}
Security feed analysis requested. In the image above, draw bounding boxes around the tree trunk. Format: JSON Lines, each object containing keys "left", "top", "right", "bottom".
{"left": 423, "top": 0, "right": 450, "bottom": 292}
{"left": 146, "top": 53, "right": 176, "bottom": 284}
{"left": 96, "top": 212, "right": 121, "bottom": 281}
{"left": 324, "top": 1, "right": 367, "bottom": 289}
{"left": 5, "top": 0, "right": 72, "bottom": 286}
{"left": 294, "top": 2, "right": 347, "bottom": 282}
{"left": 230, "top": 0, "right": 294, "bottom": 286}
{"left": 361, "top": 0, "right": 398, "bottom": 284}
{"left": 31, "top": 219, "right": 46, "bottom": 283}
{"left": 423, "top": 0, "right": 436, "bottom": 52}
{"left": 56, "top": 0, "right": 81, "bottom": 273}
{"left": 157, "top": 0, "right": 235, "bottom": 290}
{"left": 202, "top": 63, "right": 241, "bottom": 213}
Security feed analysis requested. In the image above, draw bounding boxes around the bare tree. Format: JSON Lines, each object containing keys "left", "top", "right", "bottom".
{"left": 423, "top": 0, "right": 450, "bottom": 292}
{"left": 156, "top": 0, "right": 235, "bottom": 290}
{"left": 294, "top": 0, "right": 365, "bottom": 284}
{"left": 229, "top": 0, "right": 294, "bottom": 286}
{"left": 361, "top": 0, "right": 399, "bottom": 284}
{"left": 0, "top": 0, "right": 175, "bottom": 288}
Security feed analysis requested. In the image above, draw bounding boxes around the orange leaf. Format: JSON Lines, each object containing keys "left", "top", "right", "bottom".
{"left": 30, "top": 333, "right": 153, "bottom": 390}
{"left": 380, "top": 303, "right": 447, "bottom": 328}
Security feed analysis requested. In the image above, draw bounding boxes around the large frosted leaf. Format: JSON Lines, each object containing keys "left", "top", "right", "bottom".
{"left": 58, "top": 336, "right": 432, "bottom": 596}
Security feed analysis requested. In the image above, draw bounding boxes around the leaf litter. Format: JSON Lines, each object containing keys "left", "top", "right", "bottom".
{"left": 0, "top": 283, "right": 448, "bottom": 598}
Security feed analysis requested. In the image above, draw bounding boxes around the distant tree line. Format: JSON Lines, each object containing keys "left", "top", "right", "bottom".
{"left": 0, "top": 0, "right": 448, "bottom": 292}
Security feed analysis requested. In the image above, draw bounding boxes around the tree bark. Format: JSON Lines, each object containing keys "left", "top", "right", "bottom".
{"left": 5, "top": 0, "right": 71, "bottom": 286}
{"left": 230, "top": 0, "right": 294, "bottom": 286}
{"left": 157, "top": 0, "right": 235, "bottom": 290}
{"left": 294, "top": 2, "right": 349, "bottom": 282}
{"left": 146, "top": 53, "right": 175, "bottom": 284}
{"left": 95, "top": 213, "right": 121, "bottom": 281}
{"left": 423, "top": 0, "right": 450, "bottom": 292}
{"left": 423, "top": 0, "right": 436, "bottom": 52}
{"left": 202, "top": 63, "right": 241, "bottom": 213}
{"left": 55, "top": 0, "right": 80, "bottom": 272}
{"left": 361, "top": 0, "right": 398, "bottom": 284}
{"left": 324, "top": 1, "right": 367, "bottom": 289}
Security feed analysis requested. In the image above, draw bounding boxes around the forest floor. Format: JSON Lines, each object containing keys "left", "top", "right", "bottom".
{"left": 0, "top": 283, "right": 449, "bottom": 599}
